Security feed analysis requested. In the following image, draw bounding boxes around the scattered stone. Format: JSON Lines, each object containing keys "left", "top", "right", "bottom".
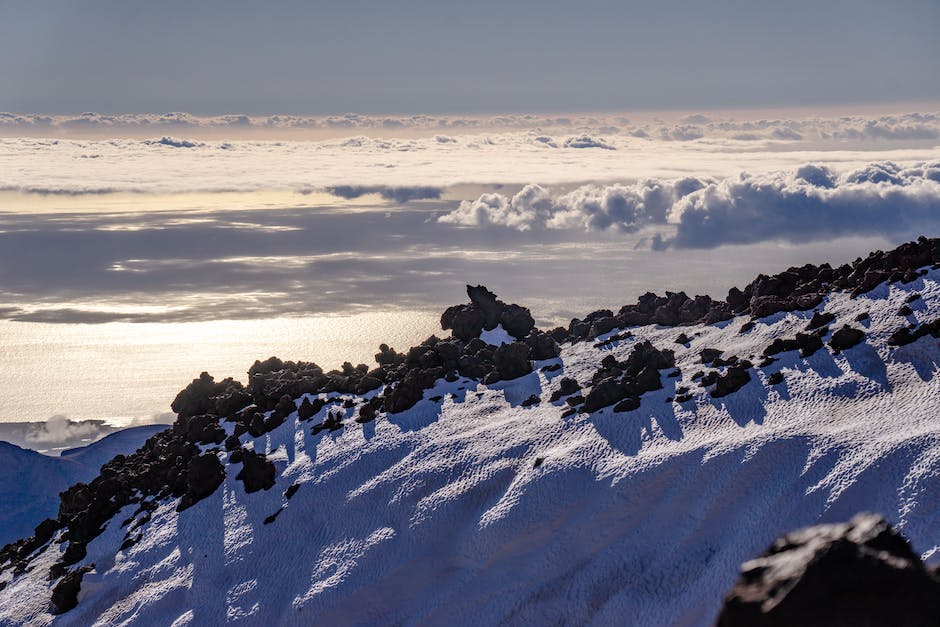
{"left": 675, "top": 332, "right": 690, "bottom": 344}
{"left": 312, "top": 411, "right": 344, "bottom": 435}
{"left": 284, "top": 483, "right": 300, "bottom": 499}
{"left": 711, "top": 367, "right": 751, "bottom": 397}
{"left": 739, "top": 321, "right": 755, "bottom": 334}
{"left": 898, "top": 304, "right": 914, "bottom": 316}
{"left": 521, "top": 394, "right": 540, "bottom": 407}
{"left": 532, "top": 457, "right": 544, "bottom": 469}
{"left": 700, "top": 348, "right": 723, "bottom": 364}
{"left": 263, "top": 508, "right": 283, "bottom": 525}
{"left": 855, "top": 311, "right": 870, "bottom": 323}
{"left": 829, "top": 325, "right": 866, "bottom": 352}
{"left": 888, "top": 318, "right": 940, "bottom": 346}
{"left": 550, "top": 378, "right": 582, "bottom": 402}
{"left": 805, "top": 311, "right": 835, "bottom": 330}
{"left": 767, "top": 371, "right": 784, "bottom": 385}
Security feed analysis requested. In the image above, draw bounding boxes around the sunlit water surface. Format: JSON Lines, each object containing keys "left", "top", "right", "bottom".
{"left": 0, "top": 313, "right": 438, "bottom": 426}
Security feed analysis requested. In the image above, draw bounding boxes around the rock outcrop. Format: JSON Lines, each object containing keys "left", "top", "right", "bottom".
{"left": 717, "top": 513, "right": 940, "bottom": 626}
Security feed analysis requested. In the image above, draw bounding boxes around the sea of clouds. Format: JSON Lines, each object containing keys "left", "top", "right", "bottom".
{"left": 439, "top": 161, "right": 940, "bottom": 249}
{"left": 1, "top": 111, "right": 939, "bottom": 142}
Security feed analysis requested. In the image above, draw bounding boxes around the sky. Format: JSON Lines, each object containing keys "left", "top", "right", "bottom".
{"left": 1, "top": 0, "right": 939, "bottom": 114}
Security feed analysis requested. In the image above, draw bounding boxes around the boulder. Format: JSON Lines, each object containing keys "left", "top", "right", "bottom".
{"left": 829, "top": 325, "right": 865, "bottom": 352}
{"left": 235, "top": 450, "right": 276, "bottom": 493}
{"left": 717, "top": 513, "right": 940, "bottom": 626}
{"left": 492, "top": 343, "right": 532, "bottom": 380}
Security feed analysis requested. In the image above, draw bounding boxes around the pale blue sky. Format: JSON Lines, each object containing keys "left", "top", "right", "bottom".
{"left": 1, "top": 0, "right": 938, "bottom": 114}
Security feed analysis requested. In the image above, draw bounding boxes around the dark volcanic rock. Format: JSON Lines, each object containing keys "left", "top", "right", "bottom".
{"left": 888, "top": 318, "right": 940, "bottom": 346}
{"left": 582, "top": 377, "right": 629, "bottom": 413}
{"left": 440, "top": 304, "right": 486, "bottom": 341}
{"left": 700, "top": 348, "right": 723, "bottom": 364}
{"left": 171, "top": 372, "right": 248, "bottom": 420}
{"left": 50, "top": 566, "right": 92, "bottom": 614}
{"left": 550, "top": 377, "right": 582, "bottom": 402}
{"left": 711, "top": 366, "right": 751, "bottom": 398}
{"left": 805, "top": 311, "right": 835, "bottom": 331}
{"left": 235, "top": 450, "right": 276, "bottom": 493}
{"left": 178, "top": 453, "right": 225, "bottom": 511}
{"left": 467, "top": 284, "right": 503, "bottom": 329}
{"left": 717, "top": 513, "right": 940, "bottom": 627}
{"left": 383, "top": 368, "right": 441, "bottom": 413}
{"left": 828, "top": 325, "right": 866, "bottom": 352}
{"left": 521, "top": 394, "right": 540, "bottom": 407}
{"left": 492, "top": 343, "right": 532, "bottom": 380}
{"left": 524, "top": 330, "right": 560, "bottom": 360}
{"left": 500, "top": 304, "right": 536, "bottom": 339}
{"left": 763, "top": 333, "right": 824, "bottom": 358}
{"left": 767, "top": 371, "right": 784, "bottom": 385}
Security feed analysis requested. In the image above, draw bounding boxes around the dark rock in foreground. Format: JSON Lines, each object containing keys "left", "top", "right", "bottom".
{"left": 717, "top": 513, "right": 940, "bottom": 626}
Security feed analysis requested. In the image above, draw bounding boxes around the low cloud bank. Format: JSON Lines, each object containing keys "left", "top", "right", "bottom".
{"left": 325, "top": 185, "right": 443, "bottom": 203}
{"left": 439, "top": 161, "right": 940, "bottom": 249}
{"left": 1, "top": 111, "right": 937, "bottom": 144}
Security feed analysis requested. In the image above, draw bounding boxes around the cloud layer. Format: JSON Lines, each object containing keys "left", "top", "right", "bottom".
{"left": 1, "top": 111, "right": 938, "bottom": 143}
{"left": 439, "top": 161, "right": 940, "bottom": 249}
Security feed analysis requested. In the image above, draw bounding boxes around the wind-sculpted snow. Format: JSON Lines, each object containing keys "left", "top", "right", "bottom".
{"left": 440, "top": 161, "right": 940, "bottom": 248}
{"left": 2, "top": 245, "right": 940, "bottom": 624}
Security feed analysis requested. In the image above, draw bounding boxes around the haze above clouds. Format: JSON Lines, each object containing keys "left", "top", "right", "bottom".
{"left": 1, "top": 1, "right": 938, "bottom": 114}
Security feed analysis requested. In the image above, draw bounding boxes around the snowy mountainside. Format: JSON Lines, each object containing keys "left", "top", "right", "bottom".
{"left": 2, "top": 240, "right": 940, "bottom": 625}
{"left": 0, "top": 426, "right": 165, "bottom": 549}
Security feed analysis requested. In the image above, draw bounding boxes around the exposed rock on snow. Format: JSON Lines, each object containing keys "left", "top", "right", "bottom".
{"left": 717, "top": 514, "right": 940, "bottom": 626}
{"left": 2, "top": 238, "right": 940, "bottom": 624}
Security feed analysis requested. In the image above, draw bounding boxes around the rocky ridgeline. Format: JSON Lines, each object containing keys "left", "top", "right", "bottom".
{"left": 562, "top": 236, "right": 940, "bottom": 343}
{"left": 3, "top": 237, "right": 940, "bottom": 615}
{"left": 718, "top": 514, "right": 940, "bottom": 626}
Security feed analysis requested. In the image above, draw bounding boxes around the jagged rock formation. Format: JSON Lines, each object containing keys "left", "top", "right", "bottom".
{"left": 717, "top": 514, "right": 940, "bottom": 626}
{"left": 563, "top": 236, "right": 940, "bottom": 343}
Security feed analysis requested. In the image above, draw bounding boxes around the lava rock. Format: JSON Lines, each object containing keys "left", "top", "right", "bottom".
{"left": 178, "top": 453, "right": 225, "bottom": 511}
{"left": 700, "top": 348, "right": 723, "bottom": 364}
{"left": 520, "top": 394, "right": 541, "bottom": 407}
{"left": 829, "top": 325, "right": 866, "bottom": 352}
{"left": 50, "top": 566, "right": 92, "bottom": 614}
{"left": 235, "top": 450, "right": 276, "bottom": 493}
{"left": 717, "top": 513, "right": 940, "bottom": 626}
{"left": 500, "top": 304, "right": 536, "bottom": 339}
{"left": 711, "top": 366, "right": 751, "bottom": 398}
{"left": 550, "top": 377, "right": 582, "bottom": 402}
{"left": 524, "top": 330, "right": 560, "bottom": 360}
{"left": 613, "top": 397, "right": 641, "bottom": 412}
{"left": 582, "top": 377, "right": 629, "bottom": 413}
{"left": 805, "top": 311, "right": 835, "bottom": 331}
{"left": 492, "top": 342, "right": 532, "bottom": 380}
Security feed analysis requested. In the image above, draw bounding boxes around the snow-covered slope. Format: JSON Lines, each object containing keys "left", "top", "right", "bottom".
{"left": 0, "top": 426, "right": 164, "bottom": 548}
{"left": 2, "top": 244, "right": 940, "bottom": 625}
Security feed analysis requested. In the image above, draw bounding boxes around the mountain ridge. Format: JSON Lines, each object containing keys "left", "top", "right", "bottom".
{"left": 1, "top": 237, "right": 939, "bottom": 624}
